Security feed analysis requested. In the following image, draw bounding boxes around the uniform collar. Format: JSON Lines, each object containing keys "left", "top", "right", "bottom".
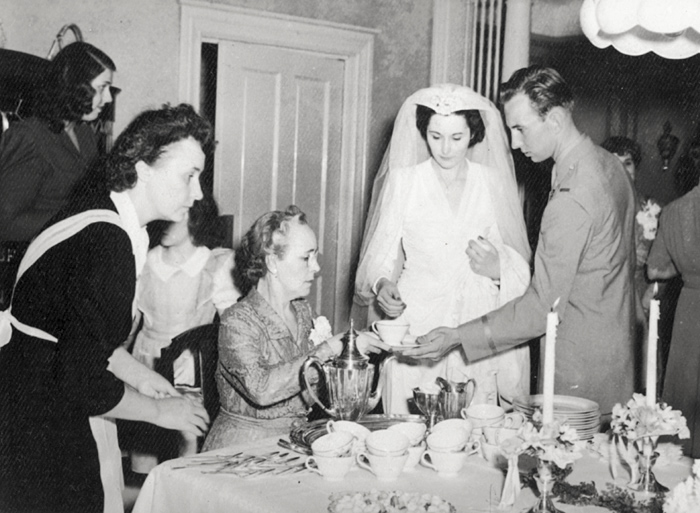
{"left": 110, "top": 191, "right": 149, "bottom": 276}
{"left": 151, "top": 245, "right": 211, "bottom": 281}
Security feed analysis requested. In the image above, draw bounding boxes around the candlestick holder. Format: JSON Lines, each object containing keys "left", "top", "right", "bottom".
{"left": 628, "top": 436, "right": 669, "bottom": 495}
{"left": 526, "top": 459, "right": 564, "bottom": 513}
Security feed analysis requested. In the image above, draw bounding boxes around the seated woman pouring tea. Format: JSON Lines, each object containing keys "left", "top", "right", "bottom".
{"left": 203, "top": 206, "right": 387, "bottom": 449}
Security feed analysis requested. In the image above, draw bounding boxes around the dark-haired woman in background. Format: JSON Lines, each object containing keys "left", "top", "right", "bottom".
{"left": 0, "top": 41, "right": 115, "bottom": 242}
{"left": 127, "top": 194, "right": 240, "bottom": 472}
{"left": 354, "top": 84, "right": 532, "bottom": 414}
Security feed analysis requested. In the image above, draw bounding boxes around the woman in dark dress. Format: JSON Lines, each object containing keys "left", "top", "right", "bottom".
{"left": 0, "top": 41, "right": 115, "bottom": 242}
{"left": 648, "top": 184, "right": 700, "bottom": 457}
{"left": 0, "top": 104, "right": 211, "bottom": 513}
{"left": 0, "top": 42, "right": 115, "bottom": 309}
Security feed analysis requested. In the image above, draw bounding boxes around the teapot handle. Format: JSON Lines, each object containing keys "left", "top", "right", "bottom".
{"left": 301, "top": 356, "right": 335, "bottom": 417}
{"left": 462, "top": 378, "right": 477, "bottom": 409}
{"left": 366, "top": 354, "right": 396, "bottom": 412}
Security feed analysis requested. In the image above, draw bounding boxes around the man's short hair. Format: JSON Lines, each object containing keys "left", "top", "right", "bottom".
{"left": 500, "top": 65, "right": 574, "bottom": 118}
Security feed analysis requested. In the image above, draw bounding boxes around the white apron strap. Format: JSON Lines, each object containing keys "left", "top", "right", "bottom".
{"left": 89, "top": 416, "right": 125, "bottom": 513}
{"left": 0, "top": 210, "right": 123, "bottom": 347}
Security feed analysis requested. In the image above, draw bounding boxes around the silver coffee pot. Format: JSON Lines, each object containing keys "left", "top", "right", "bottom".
{"left": 301, "top": 321, "right": 387, "bottom": 421}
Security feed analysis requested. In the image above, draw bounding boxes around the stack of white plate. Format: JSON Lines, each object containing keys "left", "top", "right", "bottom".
{"left": 513, "top": 394, "right": 601, "bottom": 440}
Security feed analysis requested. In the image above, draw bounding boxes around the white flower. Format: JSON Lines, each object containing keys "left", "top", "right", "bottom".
{"left": 665, "top": 459, "right": 700, "bottom": 512}
{"left": 309, "top": 316, "right": 333, "bottom": 346}
{"left": 636, "top": 199, "right": 661, "bottom": 241}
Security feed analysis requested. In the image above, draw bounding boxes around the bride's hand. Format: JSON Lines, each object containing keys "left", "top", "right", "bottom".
{"left": 466, "top": 237, "right": 500, "bottom": 280}
{"left": 376, "top": 278, "right": 406, "bottom": 318}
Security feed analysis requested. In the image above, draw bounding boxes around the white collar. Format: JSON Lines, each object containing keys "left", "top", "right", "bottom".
{"left": 110, "top": 191, "right": 149, "bottom": 276}
{"left": 151, "top": 245, "right": 211, "bottom": 281}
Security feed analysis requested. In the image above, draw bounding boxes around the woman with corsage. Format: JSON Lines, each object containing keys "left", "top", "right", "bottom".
{"left": 204, "top": 206, "right": 386, "bottom": 449}
{"left": 354, "top": 84, "right": 532, "bottom": 414}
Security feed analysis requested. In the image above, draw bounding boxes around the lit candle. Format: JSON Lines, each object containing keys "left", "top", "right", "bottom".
{"left": 542, "top": 298, "right": 560, "bottom": 425}
{"left": 646, "top": 283, "right": 660, "bottom": 407}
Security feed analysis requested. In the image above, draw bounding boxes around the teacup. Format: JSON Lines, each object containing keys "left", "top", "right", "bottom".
{"left": 425, "top": 429, "right": 469, "bottom": 453}
{"left": 402, "top": 442, "right": 426, "bottom": 472}
{"left": 420, "top": 449, "right": 467, "bottom": 477}
{"left": 371, "top": 320, "right": 410, "bottom": 347}
{"left": 311, "top": 431, "right": 355, "bottom": 457}
{"left": 387, "top": 422, "right": 427, "bottom": 446}
{"left": 431, "top": 418, "right": 473, "bottom": 439}
{"left": 365, "top": 429, "right": 409, "bottom": 457}
{"left": 480, "top": 442, "right": 508, "bottom": 468}
{"left": 462, "top": 404, "right": 505, "bottom": 428}
{"left": 305, "top": 454, "right": 354, "bottom": 481}
{"left": 356, "top": 451, "right": 408, "bottom": 481}
{"left": 502, "top": 412, "right": 527, "bottom": 429}
{"left": 482, "top": 425, "right": 520, "bottom": 445}
{"left": 327, "top": 420, "right": 371, "bottom": 442}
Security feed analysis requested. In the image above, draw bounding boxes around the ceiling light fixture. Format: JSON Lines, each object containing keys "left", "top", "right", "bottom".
{"left": 580, "top": 0, "right": 700, "bottom": 59}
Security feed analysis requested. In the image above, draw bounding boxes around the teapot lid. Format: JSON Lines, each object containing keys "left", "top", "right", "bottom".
{"left": 335, "top": 319, "right": 368, "bottom": 370}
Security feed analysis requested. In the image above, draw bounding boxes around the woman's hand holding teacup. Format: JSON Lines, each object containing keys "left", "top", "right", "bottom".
{"left": 356, "top": 331, "right": 391, "bottom": 354}
{"left": 465, "top": 237, "right": 500, "bottom": 280}
{"left": 375, "top": 278, "right": 406, "bottom": 318}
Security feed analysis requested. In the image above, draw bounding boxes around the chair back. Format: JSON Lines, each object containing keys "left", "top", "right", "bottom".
{"left": 156, "top": 323, "right": 220, "bottom": 421}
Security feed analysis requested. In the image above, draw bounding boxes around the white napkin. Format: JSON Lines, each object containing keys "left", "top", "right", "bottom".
{"left": 174, "top": 349, "right": 196, "bottom": 386}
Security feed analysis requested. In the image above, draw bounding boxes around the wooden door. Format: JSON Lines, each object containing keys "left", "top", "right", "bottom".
{"left": 214, "top": 41, "right": 345, "bottom": 321}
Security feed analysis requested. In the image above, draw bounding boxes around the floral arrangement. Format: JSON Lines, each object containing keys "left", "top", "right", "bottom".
{"left": 611, "top": 394, "right": 689, "bottom": 441}
{"left": 636, "top": 199, "right": 662, "bottom": 241}
{"left": 328, "top": 490, "right": 456, "bottom": 513}
{"left": 500, "top": 410, "right": 585, "bottom": 469}
{"left": 664, "top": 460, "right": 700, "bottom": 513}
{"left": 609, "top": 394, "right": 689, "bottom": 485}
{"left": 309, "top": 316, "right": 333, "bottom": 346}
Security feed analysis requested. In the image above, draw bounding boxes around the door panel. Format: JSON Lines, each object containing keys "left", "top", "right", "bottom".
{"left": 215, "top": 41, "right": 344, "bottom": 318}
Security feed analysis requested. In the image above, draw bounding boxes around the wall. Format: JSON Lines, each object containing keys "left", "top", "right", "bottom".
{"left": 532, "top": 37, "right": 700, "bottom": 206}
{"left": 0, "top": 0, "right": 432, "bottom": 185}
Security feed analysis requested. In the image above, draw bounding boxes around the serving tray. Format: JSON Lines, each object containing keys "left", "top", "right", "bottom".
{"left": 289, "top": 414, "right": 426, "bottom": 450}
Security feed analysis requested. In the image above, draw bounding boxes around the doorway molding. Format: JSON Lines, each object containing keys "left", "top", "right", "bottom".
{"left": 178, "top": 0, "right": 377, "bottom": 326}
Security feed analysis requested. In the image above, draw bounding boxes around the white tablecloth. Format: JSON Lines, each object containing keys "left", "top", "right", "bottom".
{"left": 132, "top": 437, "right": 691, "bottom": 513}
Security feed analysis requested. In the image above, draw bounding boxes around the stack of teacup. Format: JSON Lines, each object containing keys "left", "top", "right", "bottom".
{"left": 305, "top": 431, "right": 355, "bottom": 481}
{"left": 462, "top": 404, "right": 526, "bottom": 467}
{"left": 387, "top": 422, "right": 427, "bottom": 472}
{"left": 421, "top": 418, "right": 480, "bottom": 477}
{"left": 356, "top": 429, "right": 410, "bottom": 481}
{"left": 326, "top": 419, "right": 371, "bottom": 457}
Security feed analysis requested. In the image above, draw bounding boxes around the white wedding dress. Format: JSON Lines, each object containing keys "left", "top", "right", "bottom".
{"left": 361, "top": 158, "right": 531, "bottom": 414}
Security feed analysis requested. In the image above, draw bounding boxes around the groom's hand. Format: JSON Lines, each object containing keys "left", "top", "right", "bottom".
{"left": 400, "top": 327, "right": 461, "bottom": 361}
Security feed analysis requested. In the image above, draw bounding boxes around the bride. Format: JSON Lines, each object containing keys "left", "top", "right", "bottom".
{"left": 354, "top": 84, "right": 532, "bottom": 414}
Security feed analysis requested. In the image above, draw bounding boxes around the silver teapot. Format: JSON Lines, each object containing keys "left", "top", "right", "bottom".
{"left": 301, "top": 321, "right": 387, "bottom": 421}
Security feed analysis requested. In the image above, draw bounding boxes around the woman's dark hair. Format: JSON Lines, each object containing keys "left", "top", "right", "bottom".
{"left": 415, "top": 105, "right": 485, "bottom": 148}
{"left": 104, "top": 103, "right": 214, "bottom": 192}
{"left": 188, "top": 194, "right": 221, "bottom": 248}
{"left": 500, "top": 65, "right": 574, "bottom": 117}
{"left": 601, "top": 136, "right": 642, "bottom": 168}
{"left": 148, "top": 194, "right": 222, "bottom": 248}
{"left": 34, "top": 42, "right": 116, "bottom": 132}
{"left": 234, "top": 205, "right": 308, "bottom": 295}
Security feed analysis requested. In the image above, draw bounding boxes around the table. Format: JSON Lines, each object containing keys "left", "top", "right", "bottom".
{"left": 132, "top": 437, "right": 691, "bottom": 513}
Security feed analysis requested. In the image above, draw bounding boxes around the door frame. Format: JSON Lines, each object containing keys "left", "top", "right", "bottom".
{"left": 178, "top": 0, "right": 377, "bottom": 327}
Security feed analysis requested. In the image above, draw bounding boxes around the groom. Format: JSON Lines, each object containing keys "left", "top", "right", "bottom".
{"left": 405, "top": 66, "right": 637, "bottom": 418}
